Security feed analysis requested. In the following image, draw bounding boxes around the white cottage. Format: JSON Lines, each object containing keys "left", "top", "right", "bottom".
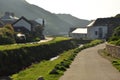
{"left": 87, "top": 20, "right": 108, "bottom": 39}
{"left": 70, "top": 17, "right": 120, "bottom": 40}
{"left": 87, "top": 18, "right": 120, "bottom": 40}
{"left": 71, "top": 28, "right": 87, "bottom": 39}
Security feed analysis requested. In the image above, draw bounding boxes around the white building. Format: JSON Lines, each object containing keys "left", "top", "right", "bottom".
{"left": 71, "top": 28, "right": 87, "bottom": 39}
{"left": 71, "top": 17, "right": 120, "bottom": 40}
{"left": 87, "top": 20, "right": 108, "bottom": 39}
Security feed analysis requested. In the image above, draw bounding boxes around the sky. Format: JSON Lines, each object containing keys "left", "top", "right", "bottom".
{"left": 26, "top": 0, "right": 120, "bottom": 20}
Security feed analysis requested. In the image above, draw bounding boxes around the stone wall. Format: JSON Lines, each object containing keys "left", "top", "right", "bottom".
{"left": 106, "top": 43, "right": 120, "bottom": 58}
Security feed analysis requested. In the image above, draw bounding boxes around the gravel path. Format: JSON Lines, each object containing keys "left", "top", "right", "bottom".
{"left": 38, "top": 37, "right": 53, "bottom": 43}
{"left": 59, "top": 43, "right": 120, "bottom": 80}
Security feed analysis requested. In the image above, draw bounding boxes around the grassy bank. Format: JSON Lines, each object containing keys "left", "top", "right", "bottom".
{"left": 11, "top": 49, "right": 76, "bottom": 80}
{"left": 11, "top": 39, "right": 103, "bottom": 80}
{"left": 0, "top": 37, "right": 78, "bottom": 76}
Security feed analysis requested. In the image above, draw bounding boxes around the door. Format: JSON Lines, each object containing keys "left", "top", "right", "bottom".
{"left": 98, "top": 28, "right": 103, "bottom": 38}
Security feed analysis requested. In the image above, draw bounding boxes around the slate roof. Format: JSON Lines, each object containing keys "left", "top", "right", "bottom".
{"left": 0, "top": 12, "right": 18, "bottom": 24}
{"left": 0, "top": 12, "right": 19, "bottom": 20}
{"left": 13, "top": 16, "right": 42, "bottom": 27}
{"left": 72, "top": 28, "right": 87, "bottom": 34}
{"left": 29, "top": 20, "right": 41, "bottom": 26}
{"left": 12, "top": 16, "right": 32, "bottom": 26}
{"left": 87, "top": 17, "right": 120, "bottom": 27}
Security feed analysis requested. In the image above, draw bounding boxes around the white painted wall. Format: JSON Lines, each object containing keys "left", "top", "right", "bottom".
{"left": 13, "top": 19, "right": 31, "bottom": 31}
{"left": 87, "top": 26, "right": 108, "bottom": 39}
{"left": 71, "top": 33, "right": 87, "bottom": 39}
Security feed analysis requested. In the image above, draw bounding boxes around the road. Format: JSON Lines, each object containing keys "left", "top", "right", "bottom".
{"left": 59, "top": 43, "right": 120, "bottom": 80}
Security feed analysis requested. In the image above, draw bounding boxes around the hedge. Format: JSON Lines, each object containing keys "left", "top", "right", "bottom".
{"left": 0, "top": 38, "right": 78, "bottom": 76}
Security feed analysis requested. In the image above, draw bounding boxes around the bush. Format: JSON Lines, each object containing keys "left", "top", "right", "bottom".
{"left": 112, "top": 60, "right": 120, "bottom": 71}
{"left": 108, "top": 36, "right": 120, "bottom": 42}
{"left": 108, "top": 25, "right": 120, "bottom": 45}
{"left": 109, "top": 39, "right": 120, "bottom": 46}
{"left": 49, "top": 53, "right": 76, "bottom": 74}
{"left": 55, "top": 64, "right": 66, "bottom": 71}
{"left": 35, "top": 37, "right": 41, "bottom": 41}
{"left": 49, "top": 68, "right": 59, "bottom": 74}
{"left": 112, "top": 26, "right": 120, "bottom": 36}
{"left": 0, "top": 24, "right": 15, "bottom": 45}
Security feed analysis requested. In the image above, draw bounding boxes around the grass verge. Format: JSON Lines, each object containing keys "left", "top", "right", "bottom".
{"left": 11, "top": 49, "right": 76, "bottom": 80}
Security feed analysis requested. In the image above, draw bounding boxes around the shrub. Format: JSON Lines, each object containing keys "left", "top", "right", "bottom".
{"left": 108, "top": 25, "right": 120, "bottom": 45}
{"left": 0, "top": 24, "right": 15, "bottom": 45}
{"left": 108, "top": 36, "right": 120, "bottom": 42}
{"left": 60, "top": 60, "right": 71, "bottom": 68}
{"left": 55, "top": 64, "right": 66, "bottom": 71}
{"left": 112, "top": 26, "right": 120, "bottom": 37}
{"left": 109, "top": 39, "right": 120, "bottom": 46}
{"left": 112, "top": 60, "right": 120, "bottom": 71}
{"left": 35, "top": 37, "right": 41, "bottom": 41}
{"left": 49, "top": 68, "right": 59, "bottom": 74}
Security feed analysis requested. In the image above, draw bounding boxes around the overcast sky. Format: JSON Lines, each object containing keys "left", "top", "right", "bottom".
{"left": 26, "top": 0, "right": 120, "bottom": 20}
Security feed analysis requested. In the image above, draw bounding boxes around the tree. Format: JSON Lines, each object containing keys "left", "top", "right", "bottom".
{"left": 33, "top": 26, "right": 45, "bottom": 39}
{"left": 112, "top": 26, "right": 120, "bottom": 36}
{"left": 4, "top": 24, "right": 14, "bottom": 32}
{"left": 108, "top": 25, "right": 120, "bottom": 44}
{"left": 115, "top": 14, "right": 120, "bottom": 18}
{"left": 0, "top": 24, "right": 16, "bottom": 45}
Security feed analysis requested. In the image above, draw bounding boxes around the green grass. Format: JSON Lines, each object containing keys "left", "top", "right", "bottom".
{"left": 112, "top": 60, "right": 120, "bottom": 71}
{"left": 11, "top": 49, "right": 75, "bottom": 80}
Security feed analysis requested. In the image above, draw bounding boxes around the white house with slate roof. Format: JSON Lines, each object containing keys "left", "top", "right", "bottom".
{"left": 71, "top": 17, "right": 120, "bottom": 40}
{"left": 87, "top": 18, "right": 120, "bottom": 39}
{"left": 87, "top": 20, "right": 108, "bottom": 39}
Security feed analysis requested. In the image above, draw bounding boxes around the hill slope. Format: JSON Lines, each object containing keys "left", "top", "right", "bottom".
{"left": 0, "top": 0, "right": 90, "bottom": 35}
{"left": 56, "top": 14, "right": 90, "bottom": 27}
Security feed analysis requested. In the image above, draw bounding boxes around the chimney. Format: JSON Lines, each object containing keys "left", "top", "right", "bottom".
{"left": 11, "top": 12, "right": 15, "bottom": 17}
{"left": 5, "top": 12, "right": 10, "bottom": 16}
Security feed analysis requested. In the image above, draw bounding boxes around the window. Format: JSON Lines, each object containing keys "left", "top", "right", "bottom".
{"left": 95, "top": 31, "right": 97, "bottom": 35}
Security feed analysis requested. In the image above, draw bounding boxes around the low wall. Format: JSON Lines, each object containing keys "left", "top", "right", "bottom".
{"left": 106, "top": 43, "right": 120, "bottom": 58}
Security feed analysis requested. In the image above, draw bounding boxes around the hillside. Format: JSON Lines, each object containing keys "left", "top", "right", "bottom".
{"left": 56, "top": 14, "right": 90, "bottom": 27}
{"left": 0, "top": 0, "right": 90, "bottom": 35}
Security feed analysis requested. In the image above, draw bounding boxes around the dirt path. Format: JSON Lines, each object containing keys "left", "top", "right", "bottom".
{"left": 38, "top": 37, "right": 53, "bottom": 43}
{"left": 59, "top": 43, "right": 120, "bottom": 80}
